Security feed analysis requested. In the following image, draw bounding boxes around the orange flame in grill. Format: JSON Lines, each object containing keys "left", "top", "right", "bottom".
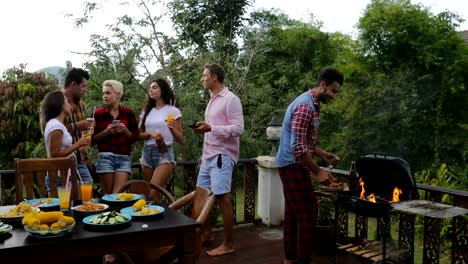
{"left": 359, "top": 177, "right": 376, "bottom": 203}
{"left": 359, "top": 177, "right": 365, "bottom": 199}
{"left": 392, "top": 187, "right": 402, "bottom": 203}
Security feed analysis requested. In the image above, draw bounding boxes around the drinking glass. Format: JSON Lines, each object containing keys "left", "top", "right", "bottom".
{"left": 82, "top": 131, "right": 91, "bottom": 148}
{"left": 166, "top": 113, "right": 175, "bottom": 128}
{"left": 80, "top": 180, "right": 93, "bottom": 203}
{"left": 58, "top": 186, "right": 71, "bottom": 210}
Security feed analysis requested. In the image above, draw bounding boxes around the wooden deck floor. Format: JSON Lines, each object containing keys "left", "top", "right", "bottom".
{"left": 197, "top": 224, "right": 359, "bottom": 264}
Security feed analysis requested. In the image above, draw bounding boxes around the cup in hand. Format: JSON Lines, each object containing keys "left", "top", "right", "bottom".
{"left": 166, "top": 113, "right": 175, "bottom": 128}
{"left": 81, "top": 131, "right": 91, "bottom": 147}
{"left": 80, "top": 180, "right": 93, "bottom": 203}
{"left": 58, "top": 186, "right": 71, "bottom": 210}
{"left": 86, "top": 117, "right": 95, "bottom": 126}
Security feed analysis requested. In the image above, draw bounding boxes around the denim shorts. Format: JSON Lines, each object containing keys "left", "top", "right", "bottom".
{"left": 196, "top": 154, "right": 235, "bottom": 195}
{"left": 95, "top": 153, "right": 132, "bottom": 174}
{"left": 141, "top": 144, "right": 175, "bottom": 169}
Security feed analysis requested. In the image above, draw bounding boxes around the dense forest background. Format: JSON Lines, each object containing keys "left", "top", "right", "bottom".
{"left": 1, "top": 0, "right": 467, "bottom": 191}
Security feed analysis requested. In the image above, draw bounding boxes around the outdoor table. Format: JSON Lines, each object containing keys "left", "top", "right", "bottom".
{"left": 392, "top": 200, "right": 468, "bottom": 264}
{"left": 0, "top": 202, "right": 199, "bottom": 263}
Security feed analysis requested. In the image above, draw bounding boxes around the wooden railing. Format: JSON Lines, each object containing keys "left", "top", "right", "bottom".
{"left": 162, "top": 158, "right": 260, "bottom": 224}
{"left": 2, "top": 161, "right": 468, "bottom": 263}
{"left": 1, "top": 159, "right": 260, "bottom": 224}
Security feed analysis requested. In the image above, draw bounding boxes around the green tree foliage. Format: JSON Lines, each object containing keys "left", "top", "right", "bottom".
{"left": 0, "top": 65, "right": 58, "bottom": 168}
{"left": 238, "top": 10, "right": 355, "bottom": 160}
{"left": 169, "top": 0, "right": 253, "bottom": 65}
{"left": 339, "top": 0, "right": 468, "bottom": 172}
{"left": 2, "top": 0, "right": 466, "bottom": 195}
{"left": 70, "top": 0, "right": 173, "bottom": 80}
{"left": 71, "top": 0, "right": 255, "bottom": 161}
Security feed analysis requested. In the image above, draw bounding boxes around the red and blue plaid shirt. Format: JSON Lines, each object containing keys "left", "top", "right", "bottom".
{"left": 93, "top": 105, "right": 139, "bottom": 156}
{"left": 292, "top": 89, "right": 320, "bottom": 160}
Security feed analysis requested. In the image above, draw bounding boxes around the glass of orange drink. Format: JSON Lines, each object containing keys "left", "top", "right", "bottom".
{"left": 80, "top": 180, "right": 93, "bottom": 203}
{"left": 58, "top": 186, "right": 71, "bottom": 210}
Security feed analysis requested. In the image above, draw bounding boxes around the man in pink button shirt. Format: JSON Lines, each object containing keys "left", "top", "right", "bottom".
{"left": 192, "top": 63, "right": 244, "bottom": 256}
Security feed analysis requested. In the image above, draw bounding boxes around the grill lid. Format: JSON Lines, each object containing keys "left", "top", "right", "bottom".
{"left": 355, "top": 154, "right": 419, "bottom": 201}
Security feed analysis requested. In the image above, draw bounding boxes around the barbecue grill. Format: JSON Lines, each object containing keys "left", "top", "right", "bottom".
{"left": 337, "top": 153, "right": 419, "bottom": 218}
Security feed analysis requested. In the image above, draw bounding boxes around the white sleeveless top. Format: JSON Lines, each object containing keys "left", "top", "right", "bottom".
{"left": 140, "top": 105, "right": 182, "bottom": 146}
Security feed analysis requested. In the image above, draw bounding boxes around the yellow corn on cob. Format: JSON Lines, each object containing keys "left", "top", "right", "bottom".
{"left": 49, "top": 222, "right": 61, "bottom": 234}
{"left": 116, "top": 193, "right": 126, "bottom": 200}
{"left": 133, "top": 199, "right": 146, "bottom": 211}
{"left": 22, "top": 212, "right": 36, "bottom": 225}
{"left": 39, "top": 224, "right": 50, "bottom": 235}
{"left": 50, "top": 222, "right": 61, "bottom": 230}
{"left": 36, "top": 211, "right": 64, "bottom": 225}
{"left": 58, "top": 216, "right": 75, "bottom": 227}
{"left": 125, "top": 193, "right": 135, "bottom": 200}
{"left": 25, "top": 217, "right": 40, "bottom": 229}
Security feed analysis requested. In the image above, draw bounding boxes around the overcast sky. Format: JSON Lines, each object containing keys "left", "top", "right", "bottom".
{"left": 0, "top": 0, "right": 467, "bottom": 74}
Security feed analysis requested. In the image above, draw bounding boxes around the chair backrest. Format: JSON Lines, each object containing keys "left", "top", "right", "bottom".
{"left": 168, "top": 186, "right": 215, "bottom": 226}
{"left": 14, "top": 157, "right": 79, "bottom": 204}
{"left": 191, "top": 187, "right": 215, "bottom": 222}
{"left": 115, "top": 179, "right": 176, "bottom": 205}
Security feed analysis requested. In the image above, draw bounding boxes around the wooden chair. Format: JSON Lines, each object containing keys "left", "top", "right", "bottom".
{"left": 14, "top": 156, "right": 80, "bottom": 204}
{"left": 115, "top": 179, "right": 176, "bottom": 206}
{"left": 168, "top": 186, "right": 216, "bottom": 258}
{"left": 125, "top": 186, "right": 215, "bottom": 263}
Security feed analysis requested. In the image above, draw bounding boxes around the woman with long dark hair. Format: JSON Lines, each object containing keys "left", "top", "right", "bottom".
{"left": 40, "top": 91, "right": 90, "bottom": 189}
{"left": 139, "top": 78, "right": 183, "bottom": 199}
{"left": 40, "top": 90, "right": 90, "bottom": 158}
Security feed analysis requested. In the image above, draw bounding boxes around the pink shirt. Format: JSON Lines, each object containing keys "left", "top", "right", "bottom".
{"left": 203, "top": 87, "right": 244, "bottom": 162}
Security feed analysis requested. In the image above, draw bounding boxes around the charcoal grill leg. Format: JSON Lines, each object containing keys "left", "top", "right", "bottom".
{"left": 423, "top": 216, "right": 442, "bottom": 264}
{"left": 355, "top": 215, "right": 368, "bottom": 243}
{"left": 336, "top": 205, "right": 348, "bottom": 243}
{"left": 384, "top": 216, "right": 390, "bottom": 263}
{"left": 451, "top": 215, "right": 468, "bottom": 264}
{"left": 398, "top": 213, "right": 415, "bottom": 264}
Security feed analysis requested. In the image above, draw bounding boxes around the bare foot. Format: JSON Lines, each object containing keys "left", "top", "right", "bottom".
{"left": 206, "top": 244, "right": 235, "bottom": 256}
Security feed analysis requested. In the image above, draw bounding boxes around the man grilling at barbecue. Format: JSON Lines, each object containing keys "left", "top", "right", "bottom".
{"left": 275, "top": 66, "right": 343, "bottom": 264}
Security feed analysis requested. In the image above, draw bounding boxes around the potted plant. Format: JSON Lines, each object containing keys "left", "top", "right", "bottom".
{"left": 315, "top": 196, "right": 337, "bottom": 255}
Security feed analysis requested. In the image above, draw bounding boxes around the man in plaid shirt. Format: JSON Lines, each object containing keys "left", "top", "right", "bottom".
{"left": 276, "top": 66, "right": 343, "bottom": 264}
{"left": 62, "top": 68, "right": 95, "bottom": 183}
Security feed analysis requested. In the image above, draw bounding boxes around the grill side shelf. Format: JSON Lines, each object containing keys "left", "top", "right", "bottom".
{"left": 392, "top": 200, "right": 468, "bottom": 219}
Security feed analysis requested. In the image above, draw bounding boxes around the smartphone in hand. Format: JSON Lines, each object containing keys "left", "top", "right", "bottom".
{"left": 188, "top": 121, "right": 200, "bottom": 128}
{"left": 112, "top": 120, "right": 120, "bottom": 125}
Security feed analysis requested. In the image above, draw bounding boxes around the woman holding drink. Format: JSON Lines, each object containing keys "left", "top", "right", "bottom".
{"left": 40, "top": 91, "right": 91, "bottom": 192}
{"left": 138, "top": 79, "right": 183, "bottom": 200}
{"left": 92, "top": 80, "right": 139, "bottom": 194}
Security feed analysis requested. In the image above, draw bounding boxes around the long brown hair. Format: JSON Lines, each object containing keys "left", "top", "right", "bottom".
{"left": 39, "top": 90, "right": 65, "bottom": 134}
{"left": 140, "top": 78, "right": 176, "bottom": 132}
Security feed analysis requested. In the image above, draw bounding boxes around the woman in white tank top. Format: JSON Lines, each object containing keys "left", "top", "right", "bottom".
{"left": 138, "top": 79, "right": 183, "bottom": 200}
{"left": 40, "top": 91, "right": 90, "bottom": 189}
